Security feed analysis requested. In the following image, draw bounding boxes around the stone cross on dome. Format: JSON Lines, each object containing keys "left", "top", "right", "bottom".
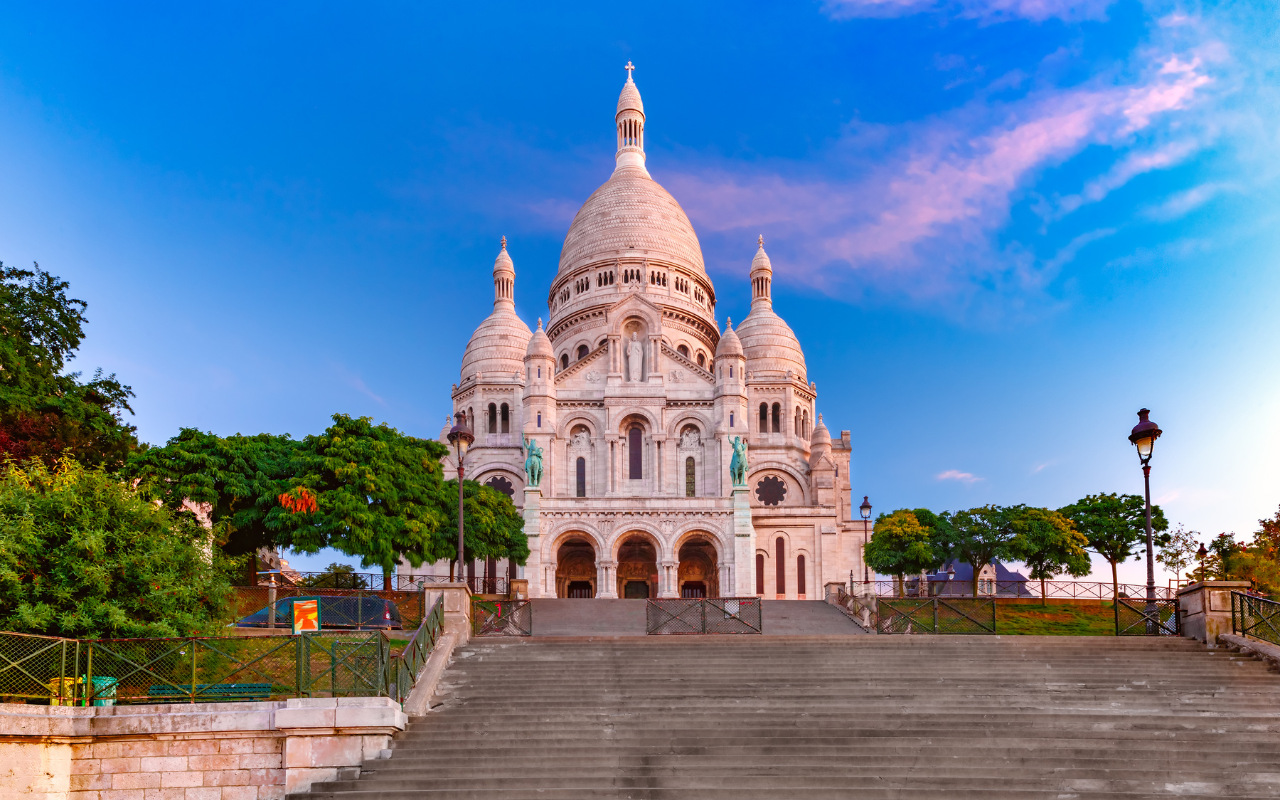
{"left": 624, "top": 61, "right": 635, "bottom": 80}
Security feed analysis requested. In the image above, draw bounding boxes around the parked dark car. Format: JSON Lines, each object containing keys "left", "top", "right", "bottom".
{"left": 235, "top": 596, "right": 403, "bottom": 630}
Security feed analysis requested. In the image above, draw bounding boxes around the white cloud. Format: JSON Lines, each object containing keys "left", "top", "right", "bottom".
{"left": 937, "top": 469, "right": 983, "bottom": 483}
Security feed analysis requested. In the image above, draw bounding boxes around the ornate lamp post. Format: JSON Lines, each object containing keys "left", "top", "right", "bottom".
{"left": 1128, "top": 408, "right": 1163, "bottom": 625}
{"left": 447, "top": 413, "right": 475, "bottom": 583}
{"left": 1196, "top": 542, "right": 1208, "bottom": 583}
{"left": 859, "top": 496, "right": 872, "bottom": 585}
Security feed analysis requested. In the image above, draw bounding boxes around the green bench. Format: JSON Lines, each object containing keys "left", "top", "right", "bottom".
{"left": 146, "top": 683, "right": 274, "bottom": 702}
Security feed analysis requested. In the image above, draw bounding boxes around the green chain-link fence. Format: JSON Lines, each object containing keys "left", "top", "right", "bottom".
{"left": 0, "top": 598, "right": 443, "bottom": 706}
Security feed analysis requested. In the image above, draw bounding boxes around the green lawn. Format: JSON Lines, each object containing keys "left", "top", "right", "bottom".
{"left": 995, "top": 602, "right": 1116, "bottom": 635}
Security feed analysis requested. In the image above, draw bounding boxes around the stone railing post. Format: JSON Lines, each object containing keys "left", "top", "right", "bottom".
{"left": 1177, "top": 580, "right": 1251, "bottom": 643}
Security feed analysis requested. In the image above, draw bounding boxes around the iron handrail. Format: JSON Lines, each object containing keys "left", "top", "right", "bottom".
{"left": 849, "top": 576, "right": 1175, "bottom": 600}
{"left": 1232, "top": 591, "right": 1280, "bottom": 647}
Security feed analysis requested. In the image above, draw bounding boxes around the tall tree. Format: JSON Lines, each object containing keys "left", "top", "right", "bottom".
{"left": 0, "top": 263, "right": 139, "bottom": 468}
{"left": 1010, "top": 506, "right": 1091, "bottom": 604}
{"left": 1059, "top": 493, "right": 1168, "bottom": 598}
{"left": 864, "top": 510, "right": 944, "bottom": 596}
{"left": 125, "top": 429, "right": 301, "bottom": 566}
{"left": 287, "top": 414, "right": 451, "bottom": 586}
{"left": 937, "top": 505, "right": 1023, "bottom": 597}
{"left": 0, "top": 457, "right": 236, "bottom": 638}
{"left": 441, "top": 479, "right": 529, "bottom": 576}
{"left": 1156, "top": 524, "right": 1204, "bottom": 584}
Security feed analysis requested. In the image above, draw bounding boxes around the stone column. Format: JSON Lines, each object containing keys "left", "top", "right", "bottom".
{"left": 522, "top": 486, "right": 543, "bottom": 597}
{"left": 732, "top": 486, "right": 757, "bottom": 596}
{"left": 659, "top": 560, "right": 679, "bottom": 598}
{"left": 598, "top": 560, "right": 619, "bottom": 598}
{"left": 1177, "top": 580, "right": 1251, "bottom": 643}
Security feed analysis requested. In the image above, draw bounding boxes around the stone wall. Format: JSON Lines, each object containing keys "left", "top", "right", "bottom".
{"left": 0, "top": 697, "right": 406, "bottom": 800}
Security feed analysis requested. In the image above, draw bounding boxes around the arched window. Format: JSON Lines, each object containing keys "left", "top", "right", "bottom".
{"left": 576, "top": 344, "right": 589, "bottom": 360}
{"left": 628, "top": 425, "right": 643, "bottom": 480}
{"left": 794, "top": 408, "right": 800, "bottom": 436}
{"left": 758, "top": 403, "right": 768, "bottom": 434}
{"left": 729, "top": 411, "right": 734, "bottom": 428}
{"left": 487, "top": 403, "right": 497, "bottom": 433}
{"left": 697, "top": 353, "right": 706, "bottom": 368}
{"left": 466, "top": 408, "right": 473, "bottom": 428}
{"left": 775, "top": 537, "right": 786, "bottom": 596}
{"left": 599, "top": 338, "right": 608, "bottom": 349}
{"left": 797, "top": 555, "right": 806, "bottom": 596}
{"left": 803, "top": 410, "right": 809, "bottom": 438}
{"left": 685, "top": 457, "right": 695, "bottom": 497}
{"left": 729, "top": 364, "right": 733, "bottom": 378}
{"left": 500, "top": 403, "right": 509, "bottom": 434}
{"left": 536, "top": 412, "right": 542, "bottom": 428}
{"left": 677, "top": 344, "right": 690, "bottom": 358}
{"left": 755, "top": 553, "right": 765, "bottom": 595}
{"left": 575, "top": 457, "right": 586, "bottom": 498}
{"left": 771, "top": 403, "right": 781, "bottom": 433}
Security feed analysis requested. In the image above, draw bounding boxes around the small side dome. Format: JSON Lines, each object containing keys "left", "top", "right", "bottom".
{"left": 459, "top": 238, "right": 532, "bottom": 381}
{"left": 810, "top": 413, "right": 831, "bottom": 448}
{"left": 525, "top": 318, "right": 554, "bottom": 361}
{"left": 715, "top": 317, "right": 743, "bottom": 359}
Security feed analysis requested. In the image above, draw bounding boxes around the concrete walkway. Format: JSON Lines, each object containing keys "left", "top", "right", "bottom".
{"left": 528, "top": 598, "right": 866, "bottom": 636}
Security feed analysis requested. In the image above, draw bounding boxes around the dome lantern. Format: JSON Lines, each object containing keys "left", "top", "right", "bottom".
{"left": 615, "top": 62, "right": 647, "bottom": 174}
{"left": 750, "top": 235, "right": 773, "bottom": 309}
{"left": 493, "top": 235, "right": 515, "bottom": 310}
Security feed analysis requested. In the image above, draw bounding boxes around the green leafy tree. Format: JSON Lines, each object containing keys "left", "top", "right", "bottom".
{"left": 864, "top": 510, "right": 944, "bottom": 596}
{"left": 286, "top": 414, "right": 451, "bottom": 586}
{"left": 1059, "top": 493, "right": 1168, "bottom": 598}
{"left": 441, "top": 479, "right": 529, "bottom": 576}
{"left": 1010, "top": 506, "right": 1091, "bottom": 604}
{"left": 0, "top": 263, "right": 139, "bottom": 469}
{"left": 1224, "top": 548, "right": 1280, "bottom": 597}
{"left": 296, "top": 562, "right": 369, "bottom": 589}
{"left": 125, "top": 429, "right": 301, "bottom": 566}
{"left": 0, "top": 458, "right": 236, "bottom": 638}
{"left": 1253, "top": 506, "right": 1280, "bottom": 560}
{"left": 937, "top": 505, "right": 1023, "bottom": 598}
{"left": 1157, "top": 524, "right": 1204, "bottom": 584}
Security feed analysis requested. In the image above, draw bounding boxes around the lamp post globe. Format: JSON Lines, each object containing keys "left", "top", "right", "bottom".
{"left": 859, "top": 496, "right": 872, "bottom": 584}
{"left": 446, "top": 413, "right": 475, "bottom": 583}
{"left": 1128, "top": 408, "right": 1162, "bottom": 626}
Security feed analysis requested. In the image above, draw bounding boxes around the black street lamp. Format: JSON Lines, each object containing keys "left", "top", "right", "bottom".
{"left": 1196, "top": 542, "right": 1208, "bottom": 583}
{"left": 859, "top": 496, "right": 872, "bottom": 585}
{"left": 447, "top": 412, "right": 475, "bottom": 583}
{"left": 1128, "top": 408, "right": 1163, "bottom": 625}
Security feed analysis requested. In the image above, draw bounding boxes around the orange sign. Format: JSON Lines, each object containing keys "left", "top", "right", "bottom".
{"left": 292, "top": 599, "right": 320, "bottom": 634}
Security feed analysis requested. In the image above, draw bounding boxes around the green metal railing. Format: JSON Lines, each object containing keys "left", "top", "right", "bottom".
{"left": 0, "top": 598, "right": 443, "bottom": 706}
{"left": 1232, "top": 591, "right": 1280, "bottom": 647}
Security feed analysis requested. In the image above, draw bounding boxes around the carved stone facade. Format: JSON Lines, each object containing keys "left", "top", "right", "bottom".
{"left": 404, "top": 66, "right": 871, "bottom": 598}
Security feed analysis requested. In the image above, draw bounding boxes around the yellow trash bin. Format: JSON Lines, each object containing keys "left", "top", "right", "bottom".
{"left": 47, "top": 678, "right": 78, "bottom": 706}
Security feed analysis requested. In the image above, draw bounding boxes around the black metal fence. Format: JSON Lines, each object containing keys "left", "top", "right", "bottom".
{"left": 260, "top": 572, "right": 509, "bottom": 594}
{"left": 876, "top": 597, "right": 997, "bottom": 634}
{"left": 646, "top": 598, "right": 763, "bottom": 635}
{"left": 1231, "top": 591, "right": 1280, "bottom": 646}
{"left": 471, "top": 598, "right": 532, "bottom": 637}
{"left": 0, "top": 599, "right": 444, "bottom": 706}
{"left": 851, "top": 577, "right": 1175, "bottom": 601}
{"left": 1114, "top": 597, "right": 1180, "bottom": 636}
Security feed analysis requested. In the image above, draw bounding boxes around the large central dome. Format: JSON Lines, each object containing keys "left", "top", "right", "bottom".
{"left": 558, "top": 164, "right": 706, "bottom": 278}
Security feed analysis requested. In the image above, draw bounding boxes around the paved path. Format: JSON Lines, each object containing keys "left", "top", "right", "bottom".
{"left": 528, "top": 598, "right": 865, "bottom": 636}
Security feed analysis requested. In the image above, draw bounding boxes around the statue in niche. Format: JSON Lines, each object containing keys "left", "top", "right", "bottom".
{"left": 730, "top": 436, "right": 748, "bottom": 487}
{"left": 680, "top": 428, "right": 701, "bottom": 449}
{"left": 523, "top": 437, "right": 543, "bottom": 488}
{"left": 626, "top": 333, "right": 644, "bottom": 382}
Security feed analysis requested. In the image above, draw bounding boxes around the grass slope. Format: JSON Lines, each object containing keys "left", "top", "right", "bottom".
{"left": 996, "top": 602, "right": 1115, "bottom": 636}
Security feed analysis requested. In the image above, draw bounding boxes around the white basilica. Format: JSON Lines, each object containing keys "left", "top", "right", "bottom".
{"left": 414, "top": 66, "right": 870, "bottom": 599}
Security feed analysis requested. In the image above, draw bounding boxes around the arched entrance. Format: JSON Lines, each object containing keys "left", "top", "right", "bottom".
{"left": 615, "top": 533, "right": 658, "bottom": 599}
{"left": 678, "top": 535, "right": 719, "bottom": 598}
{"left": 555, "top": 536, "right": 597, "bottom": 598}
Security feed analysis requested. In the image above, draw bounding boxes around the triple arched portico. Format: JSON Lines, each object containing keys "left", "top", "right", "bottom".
{"left": 544, "top": 524, "right": 728, "bottom": 599}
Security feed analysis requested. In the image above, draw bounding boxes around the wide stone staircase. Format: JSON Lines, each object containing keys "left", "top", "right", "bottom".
{"left": 298, "top": 635, "right": 1280, "bottom": 799}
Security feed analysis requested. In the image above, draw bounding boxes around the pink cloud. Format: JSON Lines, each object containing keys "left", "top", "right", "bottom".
{"left": 937, "top": 469, "right": 982, "bottom": 483}
{"left": 821, "top": 0, "right": 1112, "bottom": 22}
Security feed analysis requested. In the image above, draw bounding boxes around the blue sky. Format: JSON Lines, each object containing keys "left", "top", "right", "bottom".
{"left": 1, "top": 1, "right": 1276, "bottom": 583}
